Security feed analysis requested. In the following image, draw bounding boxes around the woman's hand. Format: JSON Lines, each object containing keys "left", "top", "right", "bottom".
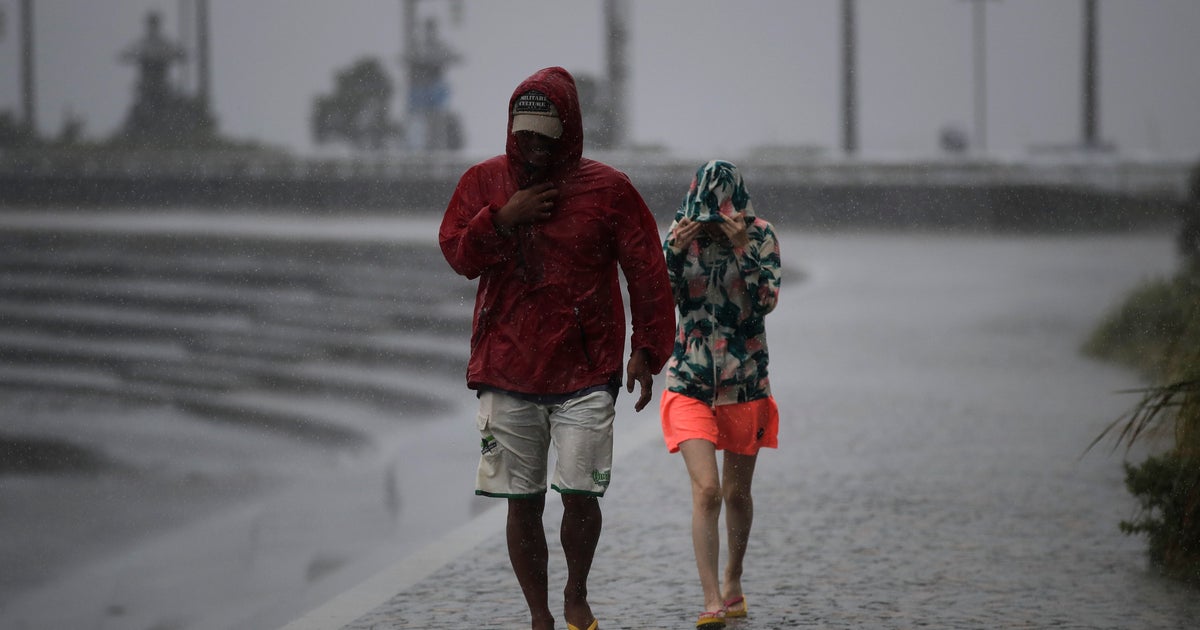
{"left": 719, "top": 212, "right": 750, "bottom": 249}
{"left": 669, "top": 217, "right": 704, "bottom": 251}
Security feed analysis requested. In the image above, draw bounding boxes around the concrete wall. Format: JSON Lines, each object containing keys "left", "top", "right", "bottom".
{"left": 0, "top": 153, "right": 1183, "bottom": 231}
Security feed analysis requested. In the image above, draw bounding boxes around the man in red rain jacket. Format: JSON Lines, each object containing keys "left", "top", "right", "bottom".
{"left": 439, "top": 66, "right": 675, "bottom": 630}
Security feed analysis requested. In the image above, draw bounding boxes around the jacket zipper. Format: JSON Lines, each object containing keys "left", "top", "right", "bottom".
{"left": 471, "top": 306, "right": 489, "bottom": 351}
{"left": 708, "top": 254, "right": 720, "bottom": 409}
{"left": 574, "top": 307, "right": 594, "bottom": 368}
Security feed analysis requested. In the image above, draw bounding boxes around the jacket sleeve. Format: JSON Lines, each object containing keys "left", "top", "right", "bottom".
{"left": 733, "top": 221, "right": 781, "bottom": 317}
{"left": 662, "top": 218, "right": 691, "bottom": 307}
{"left": 439, "top": 166, "right": 518, "bottom": 280}
{"left": 615, "top": 180, "right": 677, "bottom": 373}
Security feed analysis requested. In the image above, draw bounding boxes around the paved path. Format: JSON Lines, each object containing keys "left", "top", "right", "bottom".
{"left": 284, "top": 231, "right": 1200, "bottom": 629}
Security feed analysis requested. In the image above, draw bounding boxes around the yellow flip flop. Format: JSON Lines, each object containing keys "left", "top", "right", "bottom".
{"left": 723, "top": 595, "right": 748, "bottom": 618}
{"left": 696, "top": 610, "right": 726, "bottom": 629}
{"left": 566, "top": 620, "right": 598, "bottom": 630}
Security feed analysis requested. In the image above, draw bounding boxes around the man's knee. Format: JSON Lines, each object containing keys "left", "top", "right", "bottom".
{"left": 560, "top": 495, "right": 601, "bottom": 529}
{"left": 561, "top": 493, "right": 599, "bottom": 513}
{"left": 508, "top": 496, "right": 546, "bottom": 521}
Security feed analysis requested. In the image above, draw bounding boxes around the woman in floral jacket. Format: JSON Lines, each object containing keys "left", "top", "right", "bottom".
{"left": 660, "top": 160, "right": 782, "bottom": 630}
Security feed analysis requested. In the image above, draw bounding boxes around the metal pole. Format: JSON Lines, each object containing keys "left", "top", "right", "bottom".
{"left": 403, "top": 0, "right": 417, "bottom": 117}
{"left": 841, "top": 0, "right": 857, "bottom": 155}
{"left": 20, "top": 0, "right": 35, "bottom": 133}
{"left": 604, "top": 0, "right": 628, "bottom": 149}
{"left": 1081, "top": 0, "right": 1098, "bottom": 149}
{"left": 178, "top": 0, "right": 192, "bottom": 93}
{"left": 972, "top": 0, "right": 987, "bottom": 154}
{"left": 197, "top": 0, "right": 210, "bottom": 110}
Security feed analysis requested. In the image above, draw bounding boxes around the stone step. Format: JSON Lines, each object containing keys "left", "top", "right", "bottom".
{"left": 0, "top": 271, "right": 268, "bottom": 315}
{"left": 0, "top": 271, "right": 470, "bottom": 331}
{"left": 0, "top": 362, "right": 413, "bottom": 450}
{"left": 0, "top": 300, "right": 256, "bottom": 341}
{"left": 0, "top": 225, "right": 473, "bottom": 449}
{"left": 0, "top": 253, "right": 457, "bottom": 307}
{"left": 0, "top": 230, "right": 454, "bottom": 274}
{"left": 0, "top": 329, "right": 464, "bottom": 406}
{"left": 0, "top": 300, "right": 467, "bottom": 371}
{"left": 0, "top": 365, "right": 367, "bottom": 447}
{"left": 0, "top": 233, "right": 468, "bottom": 311}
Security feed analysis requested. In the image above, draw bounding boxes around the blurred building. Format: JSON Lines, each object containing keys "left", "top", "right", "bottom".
{"left": 401, "top": 1, "right": 462, "bottom": 151}
{"left": 117, "top": 10, "right": 214, "bottom": 146}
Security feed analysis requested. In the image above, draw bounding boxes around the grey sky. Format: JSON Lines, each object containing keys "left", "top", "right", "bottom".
{"left": 1, "top": 0, "right": 1198, "bottom": 161}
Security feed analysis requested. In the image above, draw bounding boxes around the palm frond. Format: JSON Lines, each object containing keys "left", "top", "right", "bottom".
{"left": 1085, "top": 379, "right": 1200, "bottom": 456}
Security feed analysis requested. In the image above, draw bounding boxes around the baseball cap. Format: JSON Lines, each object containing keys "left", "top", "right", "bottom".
{"left": 511, "top": 90, "right": 563, "bottom": 139}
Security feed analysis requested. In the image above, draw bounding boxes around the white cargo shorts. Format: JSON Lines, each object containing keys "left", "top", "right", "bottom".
{"left": 475, "top": 389, "right": 615, "bottom": 498}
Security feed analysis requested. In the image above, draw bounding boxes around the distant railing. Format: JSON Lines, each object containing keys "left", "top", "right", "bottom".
{"left": 609, "top": 154, "right": 1194, "bottom": 200}
{"left": 0, "top": 149, "right": 472, "bottom": 181}
{"left": 0, "top": 148, "right": 1193, "bottom": 201}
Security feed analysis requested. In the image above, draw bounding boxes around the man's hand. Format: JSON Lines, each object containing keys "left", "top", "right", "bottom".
{"left": 625, "top": 348, "right": 654, "bottom": 412}
{"left": 494, "top": 182, "right": 558, "bottom": 230}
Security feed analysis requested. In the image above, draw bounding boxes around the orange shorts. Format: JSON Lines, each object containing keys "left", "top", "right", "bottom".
{"left": 660, "top": 391, "right": 779, "bottom": 455}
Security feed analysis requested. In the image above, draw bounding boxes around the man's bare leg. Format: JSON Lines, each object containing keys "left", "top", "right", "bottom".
{"left": 508, "top": 496, "right": 555, "bottom": 630}
{"left": 560, "top": 493, "right": 600, "bottom": 629}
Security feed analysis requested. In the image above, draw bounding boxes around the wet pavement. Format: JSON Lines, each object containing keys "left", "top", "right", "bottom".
{"left": 288, "top": 231, "right": 1200, "bottom": 630}
{"left": 3, "top": 210, "right": 1195, "bottom": 629}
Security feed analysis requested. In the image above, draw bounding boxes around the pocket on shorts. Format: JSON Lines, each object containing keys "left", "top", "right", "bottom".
{"left": 477, "top": 403, "right": 499, "bottom": 457}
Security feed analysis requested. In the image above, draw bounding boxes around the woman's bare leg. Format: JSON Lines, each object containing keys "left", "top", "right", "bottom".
{"left": 721, "top": 451, "right": 758, "bottom": 603}
{"left": 679, "top": 439, "right": 724, "bottom": 614}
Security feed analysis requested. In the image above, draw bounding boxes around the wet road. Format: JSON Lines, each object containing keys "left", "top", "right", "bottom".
{"left": 328, "top": 230, "right": 1200, "bottom": 629}
{"left": 3, "top": 214, "right": 1195, "bottom": 629}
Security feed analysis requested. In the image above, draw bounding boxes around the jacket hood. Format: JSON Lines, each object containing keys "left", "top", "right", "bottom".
{"left": 506, "top": 67, "right": 584, "bottom": 181}
{"left": 677, "top": 160, "right": 756, "bottom": 223}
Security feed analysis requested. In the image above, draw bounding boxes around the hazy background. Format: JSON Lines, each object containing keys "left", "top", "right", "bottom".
{"left": 3, "top": 3, "right": 1199, "bottom": 629}
{"left": 1, "top": 0, "right": 1199, "bottom": 161}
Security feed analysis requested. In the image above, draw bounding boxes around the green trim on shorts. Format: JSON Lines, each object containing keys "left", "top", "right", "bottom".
{"left": 551, "top": 484, "right": 606, "bottom": 498}
{"left": 475, "top": 489, "right": 547, "bottom": 499}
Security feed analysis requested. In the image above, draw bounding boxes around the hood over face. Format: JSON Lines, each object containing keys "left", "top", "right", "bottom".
{"left": 677, "top": 159, "right": 756, "bottom": 223}
{"left": 506, "top": 67, "right": 584, "bottom": 184}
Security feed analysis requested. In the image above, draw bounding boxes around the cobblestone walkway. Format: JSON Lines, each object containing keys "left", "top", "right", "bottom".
{"left": 332, "top": 233, "right": 1199, "bottom": 629}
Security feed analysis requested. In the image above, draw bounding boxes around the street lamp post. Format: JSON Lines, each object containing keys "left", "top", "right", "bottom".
{"left": 604, "top": 0, "right": 629, "bottom": 150}
{"left": 962, "top": 0, "right": 998, "bottom": 156}
{"left": 196, "top": 0, "right": 210, "bottom": 112}
{"left": 1081, "top": 0, "right": 1099, "bottom": 149}
{"left": 841, "top": 0, "right": 857, "bottom": 156}
{"left": 20, "top": 0, "right": 35, "bottom": 133}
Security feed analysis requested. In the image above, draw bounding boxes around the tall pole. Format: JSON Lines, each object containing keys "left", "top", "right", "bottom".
{"left": 971, "top": 0, "right": 987, "bottom": 154}
{"left": 196, "top": 0, "right": 210, "bottom": 110}
{"left": 19, "top": 0, "right": 35, "bottom": 133}
{"left": 403, "top": 0, "right": 417, "bottom": 116}
{"left": 604, "top": 0, "right": 628, "bottom": 149}
{"left": 178, "top": 0, "right": 192, "bottom": 92}
{"left": 1081, "top": 0, "right": 1098, "bottom": 149}
{"left": 841, "top": 0, "right": 857, "bottom": 156}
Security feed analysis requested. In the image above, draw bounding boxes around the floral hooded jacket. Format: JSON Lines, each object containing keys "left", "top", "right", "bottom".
{"left": 662, "top": 160, "right": 782, "bottom": 406}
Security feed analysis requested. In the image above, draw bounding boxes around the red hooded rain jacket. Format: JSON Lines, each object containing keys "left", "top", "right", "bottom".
{"left": 439, "top": 67, "right": 675, "bottom": 395}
